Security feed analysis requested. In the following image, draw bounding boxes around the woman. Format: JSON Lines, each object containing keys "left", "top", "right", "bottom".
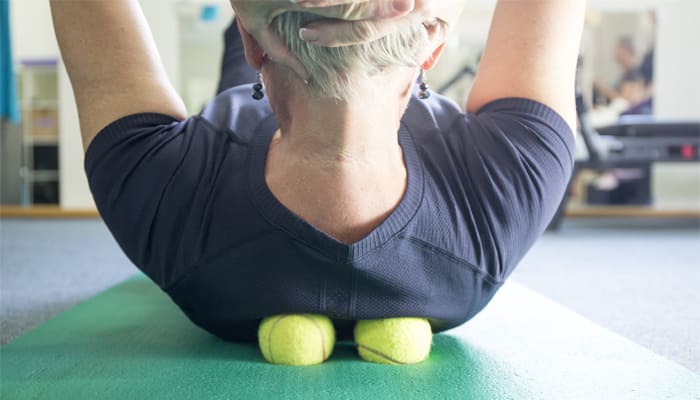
{"left": 51, "top": 0, "right": 584, "bottom": 365}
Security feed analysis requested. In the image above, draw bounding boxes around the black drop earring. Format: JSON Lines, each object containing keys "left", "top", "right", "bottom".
{"left": 252, "top": 71, "right": 265, "bottom": 100}
{"left": 419, "top": 71, "right": 430, "bottom": 100}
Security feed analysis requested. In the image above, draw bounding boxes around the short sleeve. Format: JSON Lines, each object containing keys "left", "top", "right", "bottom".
{"left": 450, "top": 98, "right": 575, "bottom": 280}
{"left": 84, "top": 113, "right": 233, "bottom": 287}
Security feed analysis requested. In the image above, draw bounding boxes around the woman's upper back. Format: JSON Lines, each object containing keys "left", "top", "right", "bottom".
{"left": 85, "top": 86, "right": 574, "bottom": 340}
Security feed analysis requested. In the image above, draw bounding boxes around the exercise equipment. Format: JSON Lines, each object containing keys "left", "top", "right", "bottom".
{"left": 2, "top": 275, "right": 697, "bottom": 399}
{"left": 548, "top": 92, "right": 700, "bottom": 229}
{"left": 258, "top": 314, "right": 335, "bottom": 366}
{"left": 354, "top": 318, "right": 432, "bottom": 365}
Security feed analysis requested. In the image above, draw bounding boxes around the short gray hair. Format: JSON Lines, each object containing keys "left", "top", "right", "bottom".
{"left": 271, "top": 12, "right": 429, "bottom": 101}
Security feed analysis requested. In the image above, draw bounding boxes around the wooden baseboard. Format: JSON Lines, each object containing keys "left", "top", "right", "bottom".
{"left": 1, "top": 205, "right": 698, "bottom": 220}
{"left": 0, "top": 206, "right": 100, "bottom": 218}
{"left": 566, "top": 206, "right": 700, "bottom": 218}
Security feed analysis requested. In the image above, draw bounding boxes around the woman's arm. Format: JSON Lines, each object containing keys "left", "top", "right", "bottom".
{"left": 466, "top": 0, "right": 585, "bottom": 133}
{"left": 50, "top": 0, "right": 187, "bottom": 151}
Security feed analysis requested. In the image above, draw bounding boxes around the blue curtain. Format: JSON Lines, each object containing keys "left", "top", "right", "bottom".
{"left": 1, "top": 0, "right": 20, "bottom": 123}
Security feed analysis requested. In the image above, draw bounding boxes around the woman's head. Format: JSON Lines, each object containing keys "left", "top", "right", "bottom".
{"left": 615, "top": 36, "right": 637, "bottom": 70}
{"left": 268, "top": 11, "right": 433, "bottom": 101}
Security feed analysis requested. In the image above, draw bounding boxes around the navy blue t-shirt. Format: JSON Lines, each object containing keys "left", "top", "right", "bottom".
{"left": 85, "top": 88, "right": 574, "bottom": 341}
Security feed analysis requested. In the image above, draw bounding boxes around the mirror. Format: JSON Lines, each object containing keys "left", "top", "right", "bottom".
{"left": 582, "top": 9, "right": 657, "bottom": 127}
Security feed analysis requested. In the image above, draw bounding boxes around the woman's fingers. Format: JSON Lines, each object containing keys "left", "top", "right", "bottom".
{"left": 300, "top": 19, "right": 394, "bottom": 46}
{"left": 300, "top": 12, "right": 423, "bottom": 47}
{"left": 293, "top": 0, "right": 414, "bottom": 20}
{"left": 257, "top": 28, "right": 310, "bottom": 80}
{"left": 293, "top": 0, "right": 445, "bottom": 47}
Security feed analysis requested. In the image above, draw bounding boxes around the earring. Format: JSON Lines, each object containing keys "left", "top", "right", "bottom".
{"left": 252, "top": 71, "right": 265, "bottom": 100}
{"left": 418, "top": 71, "right": 430, "bottom": 100}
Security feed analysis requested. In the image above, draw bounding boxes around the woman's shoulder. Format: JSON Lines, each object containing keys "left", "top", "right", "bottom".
{"left": 198, "top": 84, "right": 275, "bottom": 144}
{"left": 400, "top": 94, "right": 466, "bottom": 151}
{"left": 403, "top": 93, "right": 464, "bottom": 133}
{"left": 406, "top": 93, "right": 573, "bottom": 144}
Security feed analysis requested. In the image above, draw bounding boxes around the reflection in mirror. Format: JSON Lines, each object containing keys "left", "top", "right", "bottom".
{"left": 582, "top": 9, "right": 656, "bottom": 128}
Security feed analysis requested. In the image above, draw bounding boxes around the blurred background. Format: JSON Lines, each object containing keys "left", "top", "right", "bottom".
{"left": 1, "top": 0, "right": 699, "bottom": 374}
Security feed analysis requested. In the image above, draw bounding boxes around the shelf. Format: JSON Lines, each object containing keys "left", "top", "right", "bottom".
{"left": 21, "top": 101, "right": 58, "bottom": 109}
{"left": 14, "top": 59, "right": 62, "bottom": 207}
{"left": 24, "top": 136, "right": 59, "bottom": 145}
{"left": 24, "top": 170, "right": 60, "bottom": 182}
{"left": 20, "top": 58, "right": 58, "bottom": 67}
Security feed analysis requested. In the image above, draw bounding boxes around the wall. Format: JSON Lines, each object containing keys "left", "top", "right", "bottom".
{"left": 655, "top": 0, "right": 700, "bottom": 119}
{"left": 9, "top": 0, "right": 700, "bottom": 210}
{"left": 10, "top": 0, "right": 59, "bottom": 60}
{"left": 178, "top": 2, "right": 233, "bottom": 113}
{"left": 653, "top": 1, "right": 700, "bottom": 207}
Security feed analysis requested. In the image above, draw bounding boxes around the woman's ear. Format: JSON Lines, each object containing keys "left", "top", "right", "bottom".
{"left": 236, "top": 16, "right": 266, "bottom": 69}
{"left": 421, "top": 42, "right": 447, "bottom": 71}
{"left": 420, "top": 21, "right": 448, "bottom": 71}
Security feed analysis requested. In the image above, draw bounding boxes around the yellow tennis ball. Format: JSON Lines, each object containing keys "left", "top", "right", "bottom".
{"left": 354, "top": 318, "right": 432, "bottom": 365}
{"left": 258, "top": 314, "right": 335, "bottom": 366}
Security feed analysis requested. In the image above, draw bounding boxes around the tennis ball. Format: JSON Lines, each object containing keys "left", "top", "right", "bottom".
{"left": 258, "top": 314, "right": 335, "bottom": 366}
{"left": 354, "top": 318, "right": 432, "bottom": 365}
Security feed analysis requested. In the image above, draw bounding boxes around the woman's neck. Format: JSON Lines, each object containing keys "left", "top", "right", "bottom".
{"left": 265, "top": 65, "right": 415, "bottom": 171}
{"left": 272, "top": 98, "right": 406, "bottom": 170}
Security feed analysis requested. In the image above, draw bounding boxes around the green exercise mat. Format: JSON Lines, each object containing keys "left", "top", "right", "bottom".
{"left": 1, "top": 276, "right": 698, "bottom": 399}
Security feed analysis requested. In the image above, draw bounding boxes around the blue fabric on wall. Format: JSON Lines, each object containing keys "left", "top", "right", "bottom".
{"left": 1, "top": 0, "right": 20, "bottom": 123}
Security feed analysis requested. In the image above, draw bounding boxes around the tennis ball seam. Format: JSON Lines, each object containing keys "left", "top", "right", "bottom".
{"left": 357, "top": 343, "right": 406, "bottom": 365}
{"left": 301, "top": 315, "right": 327, "bottom": 361}
{"left": 266, "top": 315, "right": 289, "bottom": 364}
{"left": 267, "top": 314, "right": 327, "bottom": 364}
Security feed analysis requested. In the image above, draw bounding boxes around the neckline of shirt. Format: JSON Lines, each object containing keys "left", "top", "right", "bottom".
{"left": 247, "top": 113, "right": 424, "bottom": 263}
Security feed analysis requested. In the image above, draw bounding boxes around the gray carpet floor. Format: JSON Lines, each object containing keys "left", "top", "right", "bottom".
{"left": 1, "top": 217, "right": 698, "bottom": 373}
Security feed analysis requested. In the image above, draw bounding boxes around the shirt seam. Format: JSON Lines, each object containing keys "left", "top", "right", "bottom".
{"left": 194, "top": 115, "right": 252, "bottom": 148}
{"left": 468, "top": 97, "right": 576, "bottom": 166}
{"left": 400, "top": 234, "right": 502, "bottom": 285}
{"left": 85, "top": 113, "right": 181, "bottom": 180}
{"left": 164, "top": 229, "right": 279, "bottom": 291}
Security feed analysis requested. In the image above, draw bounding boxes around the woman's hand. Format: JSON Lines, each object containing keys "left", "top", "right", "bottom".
{"left": 229, "top": 1, "right": 305, "bottom": 78}
{"left": 294, "top": 0, "right": 466, "bottom": 47}
{"left": 229, "top": 0, "right": 416, "bottom": 79}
